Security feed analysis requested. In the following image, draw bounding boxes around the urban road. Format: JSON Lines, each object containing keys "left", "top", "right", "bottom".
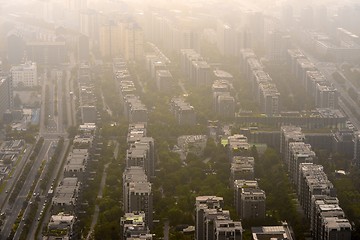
{"left": 0, "top": 64, "right": 75, "bottom": 239}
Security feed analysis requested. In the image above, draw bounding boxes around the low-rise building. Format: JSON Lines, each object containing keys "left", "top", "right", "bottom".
{"left": 11, "top": 61, "right": 37, "bottom": 88}
{"left": 64, "top": 149, "right": 88, "bottom": 179}
{"left": 214, "top": 219, "right": 242, "bottom": 240}
{"left": 52, "top": 178, "right": 80, "bottom": 213}
{"left": 252, "top": 222, "right": 294, "bottom": 240}
{"left": 121, "top": 212, "right": 150, "bottom": 239}
{"left": 177, "top": 135, "right": 207, "bottom": 157}
{"left": 45, "top": 213, "right": 75, "bottom": 240}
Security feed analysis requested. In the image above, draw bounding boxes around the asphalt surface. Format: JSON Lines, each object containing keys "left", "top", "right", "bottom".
{"left": 1, "top": 64, "right": 75, "bottom": 239}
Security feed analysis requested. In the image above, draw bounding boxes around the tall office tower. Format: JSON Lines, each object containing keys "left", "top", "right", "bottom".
{"left": 0, "top": 76, "right": 12, "bottom": 119}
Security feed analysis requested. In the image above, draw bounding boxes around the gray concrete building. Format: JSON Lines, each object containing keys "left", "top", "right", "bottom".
{"left": 239, "top": 188, "right": 266, "bottom": 220}
{"left": 170, "top": 98, "right": 196, "bottom": 125}
{"left": 258, "top": 82, "right": 280, "bottom": 116}
{"left": 0, "top": 76, "right": 12, "bottom": 120}
{"left": 123, "top": 167, "right": 153, "bottom": 229}
{"left": 64, "top": 149, "right": 88, "bottom": 179}
{"left": 230, "top": 156, "right": 255, "bottom": 183}
{"left": 216, "top": 95, "right": 235, "bottom": 118}
{"left": 120, "top": 212, "right": 150, "bottom": 239}
{"left": 52, "top": 177, "right": 80, "bottom": 213}
{"left": 214, "top": 219, "right": 242, "bottom": 240}
{"left": 195, "top": 196, "right": 224, "bottom": 240}
{"left": 252, "top": 222, "right": 294, "bottom": 240}
{"left": 288, "top": 142, "right": 315, "bottom": 185}
{"left": 234, "top": 180, "right": 259, "bottom": 217}
{"left": 315, "top": 82, "right": 338, "bottom": 109}
{"left": 155, "top": 70, "right": 173, "bottom": 92}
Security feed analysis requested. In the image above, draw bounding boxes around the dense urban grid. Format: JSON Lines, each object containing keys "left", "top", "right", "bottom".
{"left": 0, "top": 0, "right": 360, "bottom": 239}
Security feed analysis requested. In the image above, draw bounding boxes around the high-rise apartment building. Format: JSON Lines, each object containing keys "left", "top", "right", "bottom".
{"left": 123, "top": 167, "right": 153, "bottom": 229}
{"left": 124, "top": 23, "right": 144, "bottom": 61}
{"left": 195, "top": 196, "right": 224, "bottom": 240}
{"left": 99, "top": 22, "right": 123, "bottom": 58}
